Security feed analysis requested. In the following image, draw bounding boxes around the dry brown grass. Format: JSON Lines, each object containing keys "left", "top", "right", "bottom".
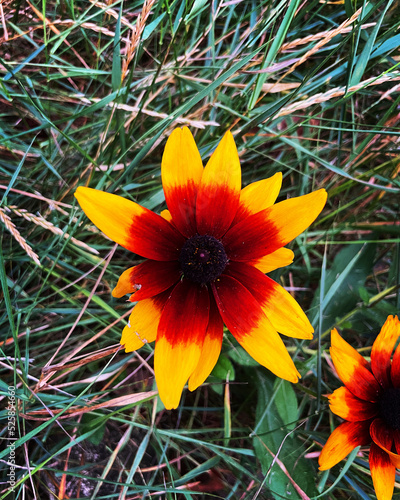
{"left": 121, "top": 0, "right": 156, "bottom": 81}
{"left": 0, "top": 207, "right": 41, "bottom": 266}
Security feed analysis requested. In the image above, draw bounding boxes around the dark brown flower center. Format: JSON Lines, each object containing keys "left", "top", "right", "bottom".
{"left": 179, "top": 235, "right": 228, "bottom": 284}
{"left": 379, "top": 387, "right": 400, "bottom": 431}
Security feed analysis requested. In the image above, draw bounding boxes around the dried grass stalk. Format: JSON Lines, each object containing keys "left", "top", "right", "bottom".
{"left": 6, "top": 206, "right": 99, "bottom": 255}
{"left": 0, "top": 208, "right": 41, "bottom": 266}
{"left": 0, "top": 2, "right": 8, "bottom": 41}
{"left": 55, "top": 20, "right": 116, "bottom": 37}
{"left": 279, "top": 7, "right": 363, "bottom": 81}
{"left": 27, "top": 0, "right": 90, "bottom": 69}
{"left": 276, "top": 72, "right": 400, "bottom": 118}
{"left": 179, "top": 73, "right": 300, "bottom": 93}
{"left": 121, "top": 0, "right": 155, "bottom": 82}
{"left": 281, "top": 22, "right": 375, "bottom": 51}
{"left": 89, "top": 0, "right": 136, "bottom": 29}
{"left": 21, "top": 391, "right": 158, "bottom": 420}
{"left": 91, "top": 99, "right": 220, "bottom": 128}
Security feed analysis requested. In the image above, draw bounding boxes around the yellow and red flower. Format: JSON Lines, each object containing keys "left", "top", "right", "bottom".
{"left": 75, "top": 128, "right": 326, "bottom": 409}
{"left": 319, "top": 316, "right": 400, "bottom": 500}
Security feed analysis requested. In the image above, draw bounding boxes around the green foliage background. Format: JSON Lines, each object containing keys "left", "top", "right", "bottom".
{"left": 1, "top": 0, "right": 399, "bottom": 498}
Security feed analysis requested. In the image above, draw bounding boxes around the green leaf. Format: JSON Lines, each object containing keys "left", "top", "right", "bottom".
{"left": 372, "top": 33, "right": 400, "bottom": 58}
{"left": 253, "top": 372, "right": 318, "bottom": 499}
{"left": 311, "top": 242, "right": 376, "bottom": 332}
{"left": 112, "top": 4, "right": 122, "bottom": 92}
{"left": 142, "top": 13, "right": 166, "bottom": 41}
{"left": 248, "top": 0, "right": 302, "bottom": 110}
{"left": 349, "top": 0, "right": 395, "bottom": 87}
{"left": 315, "top": 447, "right": 361, "bottom": 498}
{"left": 185, "top": 0, "right": 209, "bottom": 23}
{"left": 344, "top": 0, "right": 354, "bottom": 18}
{"left": 211, "top": 354, "right": 235, "bottom": 380}
{"left": 229, "top": 346, "right": 259, "bottom": 367}
{"left": 273, "top": 379, "right": 298, "bottom": 431}
{"left": 358, "top": 286, "right": 370, "bottom": 305}
{"left": 81, "top": 413, "right": 106, "bottom": 446}
{"left": 175, "top": 457, "right": 221, "bottom": 486}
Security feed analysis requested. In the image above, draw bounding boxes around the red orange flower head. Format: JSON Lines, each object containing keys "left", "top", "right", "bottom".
{"left": 319, "top": 315, "right": 400, "bottom": 500}
{"left": 75, "top": 127, "right": 327, "bottom": 409}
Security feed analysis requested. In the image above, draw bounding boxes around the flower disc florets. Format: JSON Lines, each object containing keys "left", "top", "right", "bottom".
{"left": 179, "top": 234, "right": 228, "bottom": 284}
{"left": 379, "top": 387, "right": 400, "bottom": 431}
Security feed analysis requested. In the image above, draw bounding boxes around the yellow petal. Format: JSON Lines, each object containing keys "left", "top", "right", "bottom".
{"left": 328, "top": 386, "right": 378, "bottom": 421}
{"left": 161, "top": 127, "right": 204, "bottom": 237}
{"left": 265, "top": 188, "right": 328, "bottom": 244}
{"left": 160, "top": 209, "right": 172, "bottom": 223}
{"left": 154, "top": 280, "right": 210, "bottom": 409}
{"left": 330, "top": 329, "right": 380, "bottom": 402}
{"left": 196, "top": 131, "right": 241, "bottom": 237}
{"left": 75, "top": 187, "right": 184, "bottom": 260}
{"left": 188, "top": 301, "right": 224, "bottom": 391}
{"left": 251, "top": 247, "right": 294, "bottom": 273}
{"left": 371, "top": 315, "right": 400, "bottom": 387}
{"left": 370, "top": 443, "right": 396, "bottom": 500}
{"left": 319, "top": 421, "right": 371, "bottom": 470}
{"left": 262, "top": 282, "right": 313, "bottom": 339}
{"left": 331, "top": 328, "right": 369, "bottom": 368}
{"left": 112, "top": 261, "right": 180, "bottom": 301}
{"left": 225, "top": 262, "right": 313, "bottom": 339}
{"left": 223, "top": 189, "right": 327, "bottom": 261}
{"left": 212, "top": 275, "right": 300, "bottom": 383}
{"left": 120, "top": 296, "right": 166, "bottom": 352}
{"left": 237, "top": 317, "right": 300, "bottom": 382}
{"left": 233, "top": 172, "right": 282, "bottom": 223}
{"left": 155, "top": 336, "right": 203, "bottom": 409}
{"left": 113, "top": 267, "right": 136, "bottom": 298}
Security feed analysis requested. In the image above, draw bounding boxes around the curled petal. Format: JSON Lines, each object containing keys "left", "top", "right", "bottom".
{"left": 370, "top": 418, "right": 400, "bottom": 468}
{"left": 223, "top": 189, "right": 327, "bottom": 261}
{"left": 225, "top": 262, "right": 313, "bottom": 339}
{"left": 112, "top": 260, "right": 181, "bottom": 301}
{"left": 121, "top": 292, "right": 168, "bottom": 352}
{"left": 211, "top": 275, "right": 300, "bottom": 383}
{"left": 371, "top": 315, "right": 400, "bottom": 387}
{"left": 370, "top": 418, "right": 393, "bottom": 449}
{"left": 75, "top": 187, "right": 184, "bottom": 260}
{"left": 196, "top": 131, "right": 241, "bottom": 238}
{"left": 155, "top": 280, "right": 210, "bottom": 409}
{"left": 369, "top": 443, "right": 396, "bottom": 500}
{"left": 318, "top": 421, "right": 371, "bottom": 470}
{"left": 331, "top": 328, "right": 370, "bottom": 369}
{"left": 250, "top": 247, "right": 294, "bottom": 274}
{"left": 328, "top": 386, "right": 378, "bottom": 421}
{"left": 330, "top": 329, "right": 381, "bottom": 402}
{"left": 188, "top": 297, "right": 224, "bottom": 391}
{"left": 233, "top": 172, "right": 282, "bottom": 224}
{"left": 162, "top": 127, "right": 204, "bottom": 237}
